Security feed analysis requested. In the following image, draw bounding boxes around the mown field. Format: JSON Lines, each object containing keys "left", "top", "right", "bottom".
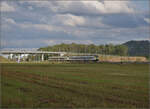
{"left": 1, "top": 63, "right": 149, "bottom": 108}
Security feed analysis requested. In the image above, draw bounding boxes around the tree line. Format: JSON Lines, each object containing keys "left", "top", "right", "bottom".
{"left": 38, "top": 43, "right": 128, "bottom": 56}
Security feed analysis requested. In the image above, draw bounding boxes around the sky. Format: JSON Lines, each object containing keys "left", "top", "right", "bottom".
{"left": 0, "top": 0, "right": 150, "bottom": 48}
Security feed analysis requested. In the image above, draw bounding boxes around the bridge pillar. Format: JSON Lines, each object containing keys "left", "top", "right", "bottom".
{"left": 9, "top": 54, "right": 13, "bottom": 60}
{"left": 41, "top": 54, "right": 44, "bottom": 61}
{"left": 60, "top": 53, "right": 64, "bottom": 57}
{"left": 17, "top": 54, "right": 21, "bottom": 63}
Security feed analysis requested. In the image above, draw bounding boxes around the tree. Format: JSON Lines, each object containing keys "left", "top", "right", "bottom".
{"left": 38, "top": 43, "right": 128, "bottom": 56}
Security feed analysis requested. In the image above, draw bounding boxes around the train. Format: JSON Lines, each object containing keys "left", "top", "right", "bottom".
{"left": 48, "top": 55, "right": 99, "bottom": 62}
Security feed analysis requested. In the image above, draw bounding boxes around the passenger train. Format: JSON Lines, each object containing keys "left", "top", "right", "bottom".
{"left": 48, "top": 55, "right": 99, "bottom": 62}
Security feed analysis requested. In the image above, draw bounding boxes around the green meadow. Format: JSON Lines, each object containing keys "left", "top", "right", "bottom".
{"left": 1, "top": 63, "right": 149, "bottom": 108}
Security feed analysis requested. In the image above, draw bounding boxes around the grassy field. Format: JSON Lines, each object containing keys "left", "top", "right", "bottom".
{"left": 0, "top": 56, "right": 11, "bottom": 63}
{"left": 1, "top": 63, "right": 149, "bottom": 108}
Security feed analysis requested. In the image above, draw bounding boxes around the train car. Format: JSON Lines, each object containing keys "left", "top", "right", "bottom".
{"left": 68, "top": 56, "right": 98, "bottom": 61}
{"left": 48, "top": 55, "right": 99, "bottom": 62}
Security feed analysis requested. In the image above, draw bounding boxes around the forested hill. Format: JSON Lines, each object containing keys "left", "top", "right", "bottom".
{"left": 38, "top": 40, "right": 149, "bottom": 57}
{"left": 123, "top": 40, "right": 149, "bottom": 58}
{"left": 38, "top": 43, "right": 128, "bottom": 56}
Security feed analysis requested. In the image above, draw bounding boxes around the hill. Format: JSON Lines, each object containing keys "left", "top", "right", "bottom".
{"left": 39, "top": 43, "right": 128, "bottom": 56}
{"left": 38, "top": 40, "right": 149, "bottom": 58}
{"left": 123, "top": 40, "right": 149, "bottom": 58}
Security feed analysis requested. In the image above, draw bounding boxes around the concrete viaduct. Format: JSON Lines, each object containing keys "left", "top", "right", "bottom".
{"left": 0, "top": 50, "right": 66, "bottom": 62}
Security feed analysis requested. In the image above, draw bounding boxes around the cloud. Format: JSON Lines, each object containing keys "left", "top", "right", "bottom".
{"left": 18, "top": 1, "right": 140, "bottom": 29}
{"left": 52, "top": 14, "right": 85, "bottom": 27}
{"left": 23, "top": 1, "right": 134, "bottom": 15}
{"left": 1, "top": 18, "right": 17, "bottom": 30}
{"left": 15, "top": 1, "right": 144, "bottom": 29}
{"left": 28, "top": 6, "right": 33, "bottom": 10}
{"left": 19, "top": 23, "right": 53, "bottom": 32}
{"left": 1, "top": 39, "right": 47, "bottom": 48}
{"left": 4, "top": 18, "right": 16, "bottom": 24}
{"left": 77, "top": 1, "right": 134, "bottom": 14}
{"left": 144, "top": 18, "right": 150, "bottom": 24}
{"left": 1, "top": 2, "right": 15, "bottom": 12}
{"left": 2, "top": 17, "right": 54, "bottom": 32}
{"left": 101, "top": 1, "right": 134, "bottom": 14}
{"left": 67, "top": 1, "right": 133, "bottom": 15}
{"left": 1, "top": 1, "right": 149, "bottom": 48}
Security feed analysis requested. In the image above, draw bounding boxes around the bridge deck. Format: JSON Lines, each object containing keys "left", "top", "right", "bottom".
{"left": 0, "top": 51, "right": 66, "bottom": 54}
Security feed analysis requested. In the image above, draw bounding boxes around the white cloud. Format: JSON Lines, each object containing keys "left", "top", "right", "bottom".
{"left": 23, "top": 1, "right": 134, "bottom": 15}
{"left": 60, "top": 1, "right": 134, "bottom": 14}
{"left": 28, "top": 6, "right": 33, "bottom": 10}
{"left": 65, "top": 1, "right": 133, "bottom": 15}
{"left": 53, "top": 14, "right": 85, "bottom": 27}
{"left": 144, "top": 18, "right": 150, "bottom": 24}
{"left": 2, "top": 39, "right": 47, "bottom": 48}
{"left": 3, "top": 18, "right": 54, "bottom": 32}
{"left": 99, "top": 1, "right": 134, "bottom": 14}
{"left": 50, "top": 13, "right": 109, "bottom": 30}
{"left": 1, "top": 1, "right": 148, "bottom": 48}
{"left": 4, "top": 18, "right": 16, "bottom": 24}
{"left": 64, "top": 14, "right": 85, "bottom": 26}
{"left": 1, "top": 18, "right": 16, "bottom": 30}
{"left": 1, "top": 2, "right": 15, "bottom": 12}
